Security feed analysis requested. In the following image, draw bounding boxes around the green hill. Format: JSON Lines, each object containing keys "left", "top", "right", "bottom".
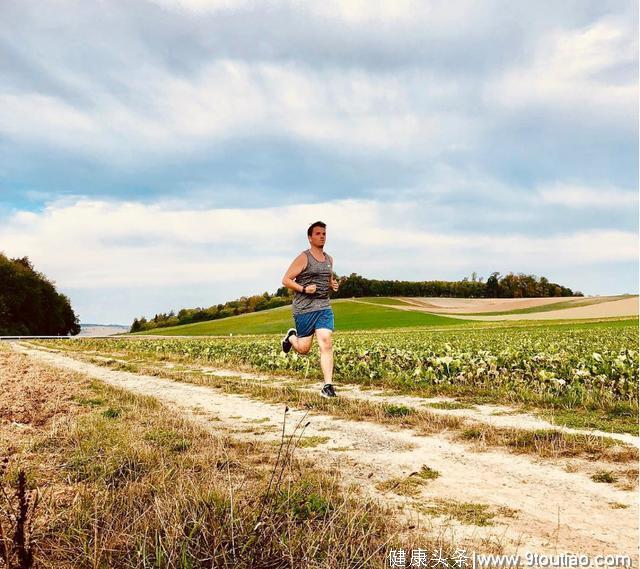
{"left": 135, "top": 299, "right": 471, "bottom": 336}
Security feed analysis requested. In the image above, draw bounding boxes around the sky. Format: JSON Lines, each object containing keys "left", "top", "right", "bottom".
{"left": 0, "top": 0, "right": 638, "bottom": 325}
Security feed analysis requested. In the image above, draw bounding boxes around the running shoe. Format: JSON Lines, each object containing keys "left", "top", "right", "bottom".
{"left": 320, "top": 383, "right": 337, "bottom": 398}
{"left": 281, "top": 328, "right": 297, "bottom": 354}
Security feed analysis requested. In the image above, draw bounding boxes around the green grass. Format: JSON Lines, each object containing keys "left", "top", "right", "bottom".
{"left": 591, "top": 471, "right": 617, "bottom": 483}
{"left": 421, "top": 499, "right": 498, "bottom": 526}
{"left": 137, "top": 299, "right": 472, "bottom": 336}
{"left": 383, "top": 404, "right": 414, "bottom": 418}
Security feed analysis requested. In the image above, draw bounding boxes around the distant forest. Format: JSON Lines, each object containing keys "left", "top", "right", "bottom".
{"left": 0, "top": 253, "right": 81, "bottom": 336}
{"left": 131, "top": 271, "right": 582, "bottom": 332}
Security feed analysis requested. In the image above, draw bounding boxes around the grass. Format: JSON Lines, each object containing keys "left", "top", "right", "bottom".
{"left": 591, "top": 471, "right": 617, "bottom": 483}
{"left": 0, "top": 348, "right": 409, "bottom": 567}
{"left": 541, "top": 404, "right": 639, "bottom": 437}
{"left": 458, "top": 427, "right": 637, "bottom": 462}
{"left": 383, "top": 404, "right": 415, "bottom": 417}
{"left": 297, "top": 436, "right": 330, "bottom": 448}
{"left": 49, "top": 349, "right": 638, "bottom": 464}
{"left": 376, "top": 466, "right": 440, "bottom": 497}
{"left": 136, "top": 299, "right": 472, "bottom": 336}
{"left": 421, "top": 499, "right": 499, "bottom": 526}
{"left": 427, "top": 401, "right": 475, "bottom": 410}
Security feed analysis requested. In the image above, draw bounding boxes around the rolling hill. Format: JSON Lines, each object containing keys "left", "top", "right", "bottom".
{"left": 135, "top": 299, "right": 471, "bottom": 336}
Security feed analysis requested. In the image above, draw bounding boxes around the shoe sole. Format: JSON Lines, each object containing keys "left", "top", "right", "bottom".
{"left": 281, "top": 328, "right": 296, "bottom": 353}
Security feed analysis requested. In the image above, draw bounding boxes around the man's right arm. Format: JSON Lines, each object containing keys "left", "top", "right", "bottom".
{"left": 282, "top": 253, "right": 308, "bottom": 293}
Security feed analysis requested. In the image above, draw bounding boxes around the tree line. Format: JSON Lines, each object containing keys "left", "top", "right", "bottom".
{"left": 333, "top": 271, "right": 582, "bottom": 299}
{"left": 130, "top": 271, "right": 581, "bottom": 332}
{"left": 0, "top": 253, "right": 81, "bottom": 336}
{"left": 130, "top": 289, "right": 292, "bottom": 332}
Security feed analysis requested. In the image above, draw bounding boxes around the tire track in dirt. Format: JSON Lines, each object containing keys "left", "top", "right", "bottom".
{"left": 14, "top": 342, "right": 639, "bottom": 560}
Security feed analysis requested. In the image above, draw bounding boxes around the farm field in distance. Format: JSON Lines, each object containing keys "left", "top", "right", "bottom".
{"left": 397, "top": 294, "right": 639, "bottom": 321}
{"left": 132, "top": 294, "right": 638, "bottom": 336}
{"left": 134, "top": 298, "right": 474, "bottom": 336}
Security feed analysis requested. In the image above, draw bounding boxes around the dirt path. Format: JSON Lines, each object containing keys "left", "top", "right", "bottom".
{"left": 13, "top": 343, "right": 639, "bottom": 559}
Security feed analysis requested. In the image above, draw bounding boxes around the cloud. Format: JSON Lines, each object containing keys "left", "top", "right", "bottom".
{"left": 488, "top": 18, "right": 637, "bottom": 128}
{"left": 1, "top": 197, "right": 636, "bottom": 289}
{"left": 536, "top": 184, "right": 639, "bottom": 208}
{"left": 0, "top": 58, "right": 477, "bottom": 166}
{"left": 1, "top": 0, "right": 635, "bottom": 175}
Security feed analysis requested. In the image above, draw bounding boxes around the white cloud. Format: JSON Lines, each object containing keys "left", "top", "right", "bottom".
{"left": 1, "top": 198, "right": 636, "bottom": 292}
{"left": 0, "top": 59, "right": 474, "bottom": 164}
{"left": 536, "top": 183, "right": 639, "bottom": 208}
{"left": 488, "top": 19, "right": 637, "bottom": 123}
{"left": 150, "top": 0, "right": 431, "bottom": 22}
{"left": 150, "top": 0, "right": 248, "bottom": 12}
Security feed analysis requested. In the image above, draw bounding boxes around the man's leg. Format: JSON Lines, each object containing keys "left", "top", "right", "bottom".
{"left": 290, "top": 334, "right": 313, "bottom": 355}
{"left": 315, "top": 328, "right": 333, "bottom": 385}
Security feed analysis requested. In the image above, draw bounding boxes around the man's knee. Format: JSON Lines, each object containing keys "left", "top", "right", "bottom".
{"left": 317, "top": 333, "right": 332, "bottom": 352}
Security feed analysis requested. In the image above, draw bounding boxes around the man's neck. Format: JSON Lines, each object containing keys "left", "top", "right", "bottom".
{"left": 309, "top": 245, "right": 324, "bottom": 257}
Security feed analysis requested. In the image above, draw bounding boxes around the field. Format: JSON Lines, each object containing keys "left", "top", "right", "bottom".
{"left": 2, "top": 302, "right": 638, "bottom": 566}
{"left": 398, "top": 294, "right": 639, "bottom": 321}
{"left": 135, "top": 299, "right": 472, "bottom": 336}
{"left": 133, "top": 295, "right": 639, "bottom": 336}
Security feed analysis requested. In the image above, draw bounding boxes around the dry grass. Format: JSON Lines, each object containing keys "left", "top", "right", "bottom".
{"left": 457, "top": 426, "right": 637, "bottom": 463}
{"left": 420, "top": 499, "right": 508, "bottom": 527}
{"left": 376, "top": 466, "right": 441, "bottom": 497}
{"left": 1, "top": 345, "right": 430, "bottom": 568}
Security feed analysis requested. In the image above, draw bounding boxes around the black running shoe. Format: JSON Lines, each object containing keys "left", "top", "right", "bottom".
{"left": 281, "top": 328, "right": 297, "bottom": 354}
{"left": 320, "top": 383, "right": 337, "bottom": 398}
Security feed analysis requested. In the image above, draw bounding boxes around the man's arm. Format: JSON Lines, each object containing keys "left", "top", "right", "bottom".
{"left": 327, "top": 254, "right": 339, "bottom": 292}
{"left": 282, "top": 253, "right": 310, "bottom": 293}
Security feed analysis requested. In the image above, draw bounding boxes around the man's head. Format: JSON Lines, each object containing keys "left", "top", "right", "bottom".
{"left": 307, "top": 221, "right": 326, "bottom": 248}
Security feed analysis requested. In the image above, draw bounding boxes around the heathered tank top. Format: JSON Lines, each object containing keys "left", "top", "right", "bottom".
{"left": 292, "top": 250, "right": 333, "bottom": 315}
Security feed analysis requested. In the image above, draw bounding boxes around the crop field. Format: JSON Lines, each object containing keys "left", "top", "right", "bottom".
{"left": 44, "top": 318, "right": 640, "bottom": 432}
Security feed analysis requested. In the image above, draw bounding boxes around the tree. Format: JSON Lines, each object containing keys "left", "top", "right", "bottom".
{"left": 0, "top": 252, "right": 80, "bottom": 335}
{"left": 485, "top": 272, "right": 500, "bottom": 297}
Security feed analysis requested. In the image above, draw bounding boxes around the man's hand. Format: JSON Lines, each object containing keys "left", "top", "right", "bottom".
{"left": 331, "top": 278, "right": 339, "bottom": 292}
{"left": 304, "top": 283, "right": 317, "bottom": 294}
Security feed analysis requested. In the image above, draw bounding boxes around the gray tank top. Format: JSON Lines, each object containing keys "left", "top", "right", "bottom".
{"left": 292, "top": 250, "right": 333, "bottom": 315}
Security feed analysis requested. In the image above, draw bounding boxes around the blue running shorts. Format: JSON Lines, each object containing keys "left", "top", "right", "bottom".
{"left": 293, "top": 308, "right": 334, "bottom": 338}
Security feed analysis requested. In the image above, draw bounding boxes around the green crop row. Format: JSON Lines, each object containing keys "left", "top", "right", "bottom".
{"left": 40, "top": 324, "right": 639, "bottom": 408}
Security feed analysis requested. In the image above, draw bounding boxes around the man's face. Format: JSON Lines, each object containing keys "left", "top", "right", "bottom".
{"left": 309, "top": 226, "right": 326, "bottom": 248}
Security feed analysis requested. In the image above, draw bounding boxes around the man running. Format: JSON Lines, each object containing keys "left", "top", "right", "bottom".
{"left": 280, "top": 221, "right": 339, "bottom": 398}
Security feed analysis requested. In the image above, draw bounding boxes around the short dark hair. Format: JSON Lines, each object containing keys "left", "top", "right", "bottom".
{"left": 307, "top": 221, "right": 326, "bottom": 237}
